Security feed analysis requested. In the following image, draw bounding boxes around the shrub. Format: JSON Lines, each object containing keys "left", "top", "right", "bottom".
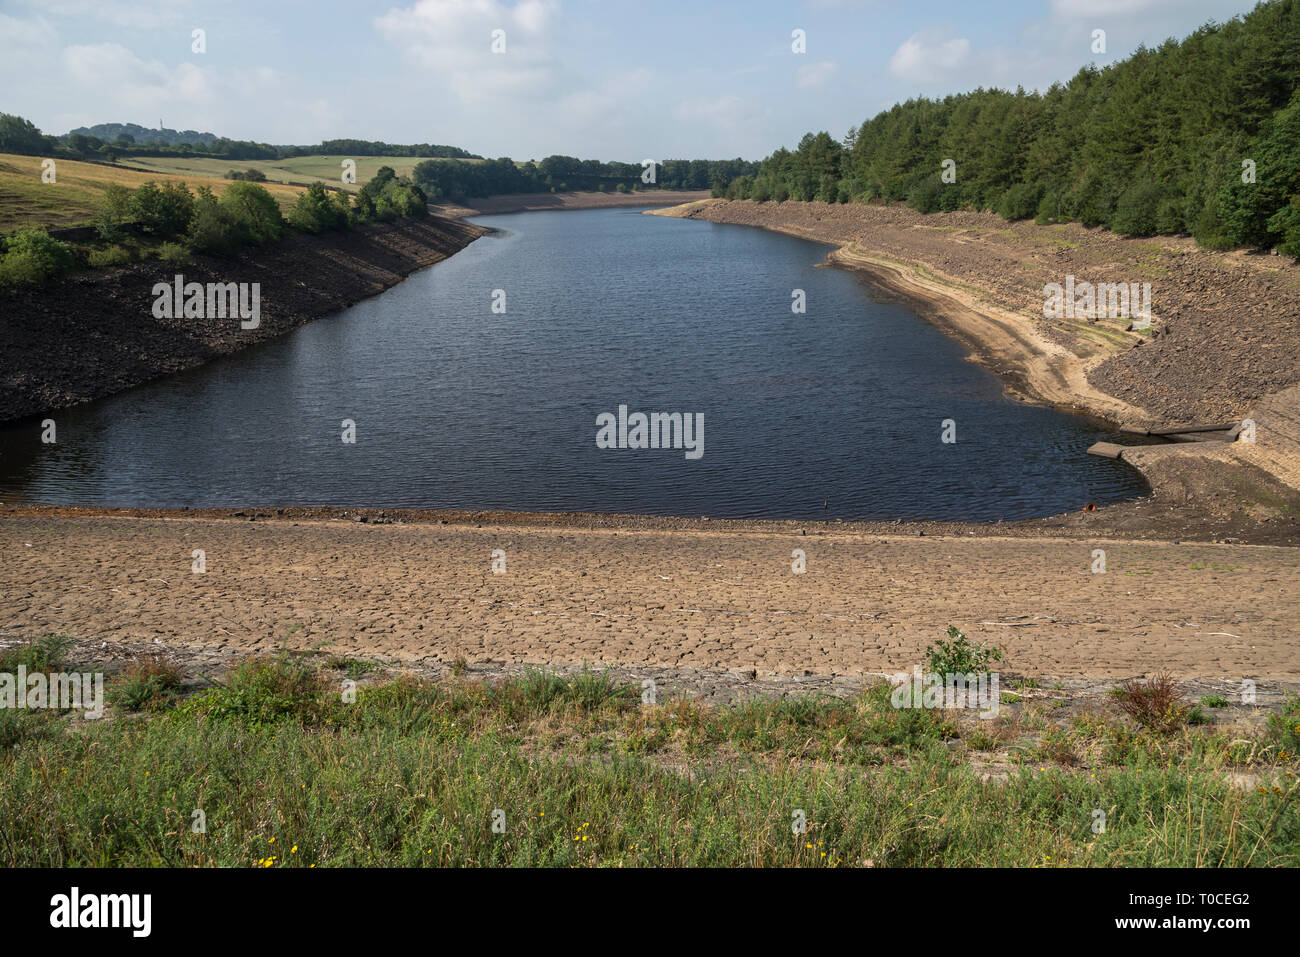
{"left": 109, "top": 656, "right": 184, "bottom": 713}
{"left": 1114, "top": 673, "right": 1188, "bottom": 734}
{"left": 157, "top": 241, "right": 190, "bottom": 265}
{"left": 180, "top": 654, "right": 332, "bottom": 728}
{"left": 186, "top": 186, "right": 238, "bottom": 253}
{"left": 1266, "top": 694, "right": 1300, "bottom": 755}
{"left": 95, "top": 183, "right": 134, "bottom": 240}
{"left": 288, "top": 182, "right": 348, "bottom": 233}
{"left": 129, "top": 180, "right": 195, "bottom": 238}
{"left": 924, "top": 626, "right": 1004, "bottom": 676}
{"left": 87, "top": 244, "right": 132, "bottom": 267}
{"left": 0, "top": 229, "right": 77, "bottom": 285}
{"left": 219, "top": 181, "right": 282, "bottom": 244}
{"left": 375, "top": 182, "right": 427, "bottom": 219}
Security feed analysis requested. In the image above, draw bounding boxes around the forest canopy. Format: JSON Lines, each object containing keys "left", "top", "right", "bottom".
{"left": 729, "top": 0, "right": 1300, "bottom": 255}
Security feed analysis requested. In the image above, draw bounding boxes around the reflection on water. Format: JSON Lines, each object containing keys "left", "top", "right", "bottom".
{"left": 0, "top": 208, "right": 1149, "bottom": 521}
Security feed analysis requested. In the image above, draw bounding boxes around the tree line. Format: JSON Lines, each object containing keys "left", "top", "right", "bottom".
{"left": 411, "top": 156, "right": 759, "bottom": 202}
{"left": 0, "top": 116, "right": 478, "bottom": 163}
{"left": 723, "top": 0, "right": 1300, "bottom": 255}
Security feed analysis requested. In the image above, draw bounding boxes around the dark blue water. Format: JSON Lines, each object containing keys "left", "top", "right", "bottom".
{"left": 0, "top": 208, "right": 1148, "bottom": 520}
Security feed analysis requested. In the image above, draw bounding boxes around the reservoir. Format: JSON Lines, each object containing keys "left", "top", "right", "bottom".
{"left": 0, "top": 207, "right": 1148, "bottom": 521}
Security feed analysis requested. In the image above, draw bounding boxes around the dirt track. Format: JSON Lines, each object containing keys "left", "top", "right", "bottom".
{"left": 4, "top": 511, "right": 1298, "bottom": 681}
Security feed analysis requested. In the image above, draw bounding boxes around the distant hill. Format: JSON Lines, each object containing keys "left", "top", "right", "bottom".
{"left": 65, "top": 123, "right": 218, "bottom": 147}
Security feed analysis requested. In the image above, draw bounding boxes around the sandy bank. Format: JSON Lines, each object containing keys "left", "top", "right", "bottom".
{"left": 0, "top": 215, "right": 488, "bottom": 424}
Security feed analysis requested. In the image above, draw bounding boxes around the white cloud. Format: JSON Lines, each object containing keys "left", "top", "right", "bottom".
{"left": 375, "top": 0, "right": 560, "bottom": 102}
{"left": 888, "top": 31, "right": 972, "bottom": 84}
{"left": 795, "top": 60, "right": 836, "bottom": 89}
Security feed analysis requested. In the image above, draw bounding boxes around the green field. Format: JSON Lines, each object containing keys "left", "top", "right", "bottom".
{"left": 2, "top": 638, "right": 1297, "bottom": 867}
{"left": 0, "top": 153, "right": 308, "bottom": 232}
{"left": 126, "top": 154, "right": 480, "bottom": 192}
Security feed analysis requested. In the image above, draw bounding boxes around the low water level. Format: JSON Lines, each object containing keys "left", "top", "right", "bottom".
{"left": 0, "top": 208, "right": 1147, "bottom": 521}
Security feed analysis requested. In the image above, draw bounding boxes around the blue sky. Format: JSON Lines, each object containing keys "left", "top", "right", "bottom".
{"left": 0, "top": 0, "right": 1265, "bottom": 160}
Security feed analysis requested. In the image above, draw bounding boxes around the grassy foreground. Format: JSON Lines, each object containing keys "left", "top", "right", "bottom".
{"left": 0, "top": 643, "right": 1297, "bottom": 868}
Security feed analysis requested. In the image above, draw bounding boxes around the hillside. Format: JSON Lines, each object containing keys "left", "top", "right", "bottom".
{"left": 0, "top": 153, "right": 307, "bottom": 232}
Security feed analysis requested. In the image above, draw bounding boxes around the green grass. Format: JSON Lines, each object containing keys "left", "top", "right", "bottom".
{"left": 0, "top": 152, "right": 307, "bottom": 232}
{"left": 0, "top": 652, "right": 1296, "bottom": 867}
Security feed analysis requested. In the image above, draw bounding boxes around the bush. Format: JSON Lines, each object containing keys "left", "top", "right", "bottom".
{"left": 185, "top": 182, "right": 281, "bottom": 252}
{"left": 181, "top": 655, "right": 332, "bottom": 728}
{"left": 0, "top": 229, "right": 77, "bottom": 285}
{"left": 95, "top": 184, "right": 134, "bottom": 240}
{"left": 924, "top": 626, "right": 1004, "bottom": 676}
{"left": 129, "top": 180, "right": 195, "bottom": 238}
{"left": 1114, "top": 673, "right": 1188, "bottom": 734}
{"left": 157, "top": 241, "right": 190, "bottom": 265}
{"left": 226, "top": 168, "right": 267, "bottom": 182}
{"left": 109, "top": 656, "right": 184, "bottom": 713}
{"left": 375, "top": 182, "right": 426, "bottom": 219}
{"left": 288, "top": 182, "right": 348, "bottom": 233}
{"left": 186, "top": 186, "right": 239, "bottom": 253}
{"left": 1266, "top": 694, "right": 1300, "bottom": 755}
{"left": 220, "top": 181, "right": 283, "bottom": 244}
{"left": 87, "top": 244, "right": 132, "bottom": 267}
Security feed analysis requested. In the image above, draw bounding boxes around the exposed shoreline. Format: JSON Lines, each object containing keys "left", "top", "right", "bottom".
{"left": 431, "top": 189, "right": 711, "bottom": 217}
{"left": 5, "top": 507, "right": 1299, "bottom": 681}
{"left": 0, "top": 214, "right": 488, "bottom": 424}
{"left": 649, "top": 199, "right": 1300, "bottom": 522}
